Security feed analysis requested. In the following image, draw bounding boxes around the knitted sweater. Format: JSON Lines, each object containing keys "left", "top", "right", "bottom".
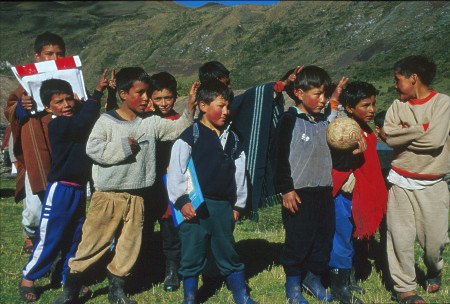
{"left": 384, "top": 91, "right": 450, "bottom": 179}
{"left": 86, "top": 109, "right": 193, "bottom": 191}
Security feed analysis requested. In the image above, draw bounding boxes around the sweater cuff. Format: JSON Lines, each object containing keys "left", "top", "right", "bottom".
{"left": 174, "top": 194, "right": 191, "bottom": 210}
{"left": 273, "top": 81, "right": 285, "bottom": 93}
{"left": 329, "top": 99, "right": 339, "bottom": 110}
{"left": 233, "top": 205, "right": 245, "bottom": 214}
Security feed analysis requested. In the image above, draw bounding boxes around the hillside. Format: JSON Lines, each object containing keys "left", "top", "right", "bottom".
{"left": 1, "top": 1, "right": 449, "bottom": 114}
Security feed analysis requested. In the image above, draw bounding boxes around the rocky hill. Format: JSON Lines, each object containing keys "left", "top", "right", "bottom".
{"left": 1, "top": 1, "right": 449, "bottom": 115}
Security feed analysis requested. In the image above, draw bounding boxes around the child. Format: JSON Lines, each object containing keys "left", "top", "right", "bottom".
{"left": 52, "top": 67, "right": 196, "bottom": 304}
{"left": 4, "top": 31, "right": 66, "bottom": 254}
{"left": 272, "top": 65, "right": 348, "bottom": 304}
{"left": 328, "top": 81, "right": 388, "bottom": 304}
{"left": 148, "top": 71, "right": 197, "bottom": 292}
{"left": 19, "top": 73, "right": 109, "bottom": 302}
{"left": 384, "top": 55, "right": 449, "bottom": 303}
{"left": 199, "top": 60, "right": 232, "bottom": 88}
{"left": 167, "top": 80, "right": 258, "bottom": 304}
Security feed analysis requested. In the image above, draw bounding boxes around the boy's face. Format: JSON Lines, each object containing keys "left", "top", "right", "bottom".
{"left": 346, "top": 95, "right": 376, "bottom": 124}
{"left": 295, "top": 85, "right": 326, "bottom": 115}
{"left": 199, "top": 96, "right": 230, "bottom": 129}
{"left": 119, "top": 81, "right": 150, "bottom": 114}
{"left": 394, "top": 72, "right": 415, "bottom": 101}
{"left": 151, "top": 89, "right": 175, "bottom": 115}
{"left": 33, "top": 44, "right": 65, "bottom": 62}
{"left": 44, "top": 93, "right": 75, "bottom": 117}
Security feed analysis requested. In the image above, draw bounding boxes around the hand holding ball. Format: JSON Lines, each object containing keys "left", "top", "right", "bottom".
{"left": 326, "top": 117, "right": 361, "bottom": 150}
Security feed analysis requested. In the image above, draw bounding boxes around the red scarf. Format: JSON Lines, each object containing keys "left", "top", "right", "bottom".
{"left": 332, "top": 130, "right": 387, "bottom": 239}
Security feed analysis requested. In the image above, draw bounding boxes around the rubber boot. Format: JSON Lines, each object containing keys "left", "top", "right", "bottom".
{"left": 52, "top": 273, "right": 82, "bottom": 304}
{"left": 286, "top": 276, "right": 309, "bottom": 304}
{"left": 349, "top": 267, "right": 365, "bottom": 295}
{"left": 182, "top": 276, "right": 198, "bottom": 304}
{"left": 302, "top": 271, "right": 332, "bottom": 302}
{"left": 226, "top": 271, "right": 259, "bottom": 304}
{"left": 107, "top": 272, "right": 137, "bottom": 304}
{"left": 330, "top": 268, "right": 363, "bottom": 304}
{"left": 164, "top": 260, "right": 180, "bottom": 291}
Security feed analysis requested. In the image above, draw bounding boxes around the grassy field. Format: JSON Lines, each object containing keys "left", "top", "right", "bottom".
{"left": 0, "top": 176, "right": 448, "bottom": 303}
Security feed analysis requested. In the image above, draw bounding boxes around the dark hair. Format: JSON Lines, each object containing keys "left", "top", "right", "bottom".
{"left": 40, "top": 78, "right": 73, "bottom": 107}
{"left": 340, "top": 81, "right": 379, "bottom": 108}
{"left": 149, "top": 71, "right": 177, "bottom": 99}
{"left": 115, "top": 67, "right": 151, "bottom": 93}
{"left": 294, "top": 65, "right": 332, "bottom": 99}
{"left": 199, "top": 61, "right": 230, "bottom": 83}
{"left": 394, "top": 55, "right": 436, "bottom": 86}
{"left": 374, "top": 110, "right": 387, "bottom": 128}
{"left": 196, "top": 79, "right": 234, "bottom": 105}
{"left": 34, "top": 31, "right": 66, "bottom": 54}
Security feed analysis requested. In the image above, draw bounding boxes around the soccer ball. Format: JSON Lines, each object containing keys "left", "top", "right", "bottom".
{"left": 326, "top": 117, "right": 361, "bottom": 150}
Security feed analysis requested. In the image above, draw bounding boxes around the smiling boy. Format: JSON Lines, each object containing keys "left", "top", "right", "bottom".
{"left": 53, "top": 67, "right": 196, "bottom": 304}
{"left": 20, "top": 73, "right": 110, "bottom": 302}
{"left": 328, "top": 81, "right": 388, "bottom": 304}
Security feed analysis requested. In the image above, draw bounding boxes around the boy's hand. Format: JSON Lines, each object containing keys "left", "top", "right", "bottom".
{"left": 181, "top": 202, "right": 196, "bottom": 221}
{"left": 283, "top": 65, "right": 304, "bottom": 87}
{"left": 108, "top": 68, "right": 116, "bottom": 90}
{"left": 233, "top": 210, "right": 239, "bottom": 221}
{"left": 330, "top": 76, "right": 349, "bottom": 102}
{"left": 187, "top": 81, "right": 200, "bottom": 117}
{"left": 352, "top": 137, "right": 367, "bottom": 155}
{"left": 282, "top": 190, "right": 301, "bottom": 214}
{"left": 20, "top": 93, "right": 34, "bottom": 111}
{"left": 95, "top": 68, "right": 109, "bottom": 92}
{"left": 128, "top": 137, "right": 140, "bottom": 154}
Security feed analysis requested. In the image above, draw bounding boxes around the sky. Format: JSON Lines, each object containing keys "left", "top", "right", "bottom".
{"left": 174, "top": 1, "right": 279, "bottom": 7}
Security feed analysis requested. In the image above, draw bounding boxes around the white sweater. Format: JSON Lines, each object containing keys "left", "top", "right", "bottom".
{"left": 86, "top": 110, "right": 194, "bottom": 191}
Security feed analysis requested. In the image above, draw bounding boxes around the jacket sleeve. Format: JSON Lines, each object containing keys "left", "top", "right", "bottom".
{"left": 154, "top": 109, "right": 194, "bottom": 141}
{"left": 384, "top": 100, "right": 424, "bottom": 148}
{"left": 86, "top": 116, "right": 133, "bottom": 165}
{"left": 233, "top": 149, "right": 247, "bottom": 212}
{"left": 50, "top": 99, "right": 101, "bottom": 141}
{"left": 167, "top": 138, "right": 192, "bottom": 210}
{"left": 272, "top": 113, "right": 295, "bottom": 194}
{"left": 406, "top": 97, "right": 450, "bottom": 152}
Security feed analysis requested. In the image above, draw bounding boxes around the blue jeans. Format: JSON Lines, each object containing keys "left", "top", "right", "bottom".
{"left": 329, "top": 194, "right": 353, "bottom": 269}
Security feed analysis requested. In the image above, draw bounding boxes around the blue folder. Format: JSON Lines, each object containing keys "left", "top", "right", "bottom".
{"left": 163, "top": 157, "right": 204, "bottom": 227}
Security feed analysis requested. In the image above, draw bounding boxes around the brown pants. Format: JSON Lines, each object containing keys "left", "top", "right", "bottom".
{"left": 386, "top": 181, "right": 449, "bottom": 293}
{"left": 69, "top": 191, "right": 144, "bottom": 277}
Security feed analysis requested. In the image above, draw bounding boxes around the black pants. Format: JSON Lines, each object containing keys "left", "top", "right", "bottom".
{"left": 281, "top": 187, "right": 335, "bottom": 277}
{"left": 160, "top": 217, "right": 181, "bottom": 262}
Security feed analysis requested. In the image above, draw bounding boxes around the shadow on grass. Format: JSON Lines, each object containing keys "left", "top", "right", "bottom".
{"left": 0, "top": 188, "right": 15, "bottom": 198}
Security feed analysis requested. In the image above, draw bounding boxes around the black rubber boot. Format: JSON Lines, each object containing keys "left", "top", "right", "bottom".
{"left": 330, "top": 268, "right": 363, "bottom": 304}
{"left": 107, "top": 272, "right": 137, "bottom": 304}
{"left": 52, "top": 273, "right": 82, "bottom": 304}
{"left": 349, "top": 267, "right": 365, "bottom": 295}
{"left": 163, "top": 260, "right": 180, "bottom": 292}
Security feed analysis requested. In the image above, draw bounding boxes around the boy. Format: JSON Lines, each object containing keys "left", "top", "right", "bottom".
{"left": 4, "top": 31, "right": 66, "bottom": 254}
{"left": 272, "top": 65, "right": 348, "bottom": 304}
{"left": 199, "top": 60, "right": 232, "bottom": 88}
{"left": 384, "top": 55, "right": 449, "bottom": 303}
{"left": 147, "top": 71, "right": 190, "bottom": 292}
{"left": 328, "top": 81, "right": 388, "bottom": 304}
{"left": 167, "top": 80, "right": 258, "bottom": 304}
{"left": 19, "top": 73, "right": 110, "bottom": 302}
{"left": 53, "top": 67, "right": 196, "bottom": 304}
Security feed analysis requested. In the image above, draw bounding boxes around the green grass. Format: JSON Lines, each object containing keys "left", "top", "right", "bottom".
{"left": 0, "top": 176, "right": 448, "bottom": 303}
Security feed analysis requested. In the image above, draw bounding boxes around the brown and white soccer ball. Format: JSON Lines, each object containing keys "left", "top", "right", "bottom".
{"left": 326, "top": 117, "right": 361, "bottom": 150}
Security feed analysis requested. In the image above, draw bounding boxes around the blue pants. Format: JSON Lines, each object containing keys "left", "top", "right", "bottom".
{"left": 22, "top": 182, "right": 85, "bottom": 283}
{"left": 329, "top": 194, "right": 354, "bottom": 269}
